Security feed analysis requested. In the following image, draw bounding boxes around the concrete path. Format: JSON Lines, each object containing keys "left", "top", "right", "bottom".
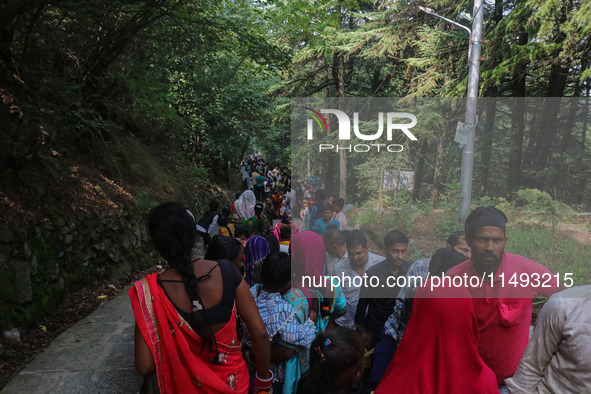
{"left": 2, "top": 218, "right": 306, "bottom": 393}
{"left": 1, "top": 292, "right": 142, "bottom": 394}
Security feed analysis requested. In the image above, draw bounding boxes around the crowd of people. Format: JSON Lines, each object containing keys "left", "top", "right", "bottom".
{"left": 129, "top": 160, "right": 590, "bottom": 393}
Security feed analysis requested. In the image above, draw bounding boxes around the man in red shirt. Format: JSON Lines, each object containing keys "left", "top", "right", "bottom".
{"left": 446, "top": 207, "right": 560, "bottom": 389}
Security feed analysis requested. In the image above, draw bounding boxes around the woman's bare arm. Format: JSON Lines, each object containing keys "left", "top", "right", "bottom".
{"left": 134, "top": 323, "right": 156, "bottom": 375}
{"left": 235, "top": 280, "right": 271, "bottom": 380}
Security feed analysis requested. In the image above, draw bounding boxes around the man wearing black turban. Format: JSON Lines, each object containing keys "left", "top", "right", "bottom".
{"left": 447, "top": 206, "right": 561, "bottom": 393}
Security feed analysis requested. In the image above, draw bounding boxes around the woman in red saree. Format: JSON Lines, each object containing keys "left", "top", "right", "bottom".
{"left": 130, "top": 203, "right": 272, "bottom": 393}
{"left": 375, "top": 283, "right": 497, "bottom": 394}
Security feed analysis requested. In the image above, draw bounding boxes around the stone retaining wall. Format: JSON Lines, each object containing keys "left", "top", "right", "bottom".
{"left": 0, "top": 208, "right": 152, "bottom": 331}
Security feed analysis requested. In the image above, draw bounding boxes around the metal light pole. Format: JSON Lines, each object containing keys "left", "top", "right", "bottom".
{"left": 419, "top": 2, "right": 484, "bottom": 219}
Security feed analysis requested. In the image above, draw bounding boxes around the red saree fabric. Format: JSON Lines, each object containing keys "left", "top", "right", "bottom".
{"left": 129, "top": 273, "right": 249, "bottom": 393}
{"left": 375, "top": 283, "right": 498, "bottom": 394}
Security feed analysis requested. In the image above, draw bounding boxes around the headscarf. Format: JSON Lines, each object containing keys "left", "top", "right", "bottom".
{"left": 465, "top": 206, "right": 507, "bottom": 238}
{"left": 375, "top": 284, "right": 498, "bottom": 394}
{"left": 244, "top": 235, "right": 270, "bottom": 286}
{"left": 291, "top": 231, "right": 326, "bottom": 299}
{"left": 235, "top": 190, "right": 256, "bottom": 220}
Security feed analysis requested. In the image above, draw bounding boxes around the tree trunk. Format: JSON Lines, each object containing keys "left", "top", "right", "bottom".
{"left": 412, "top": 140, "right": 429, "bottom": 200}
{"left": 431, "top": 126, "right": 449, "bottom": 206}
{"left": 508, "top": 98, "right": 526, "bottom": 191}
{"left": 479, "top": 97, "right": 496, "bottom": 195}
{"left": 532, "top": 63, "right": 569, "bottom": 171}
{"left": 507, "top": 28, "right": 528, "bottom": 191}
{"left": 531, "top": 2, "right": 570, "bottom": 171}
{"left": 559, "top": 59, "right": 585, "bottom": 153}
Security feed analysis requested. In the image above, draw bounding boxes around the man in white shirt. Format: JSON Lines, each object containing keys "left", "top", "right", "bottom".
{"left": 323, "top": 228, "right": 348, "bottom": 276}
{"left": 334, "top": 230, "right": 384, "bottom": 328}
{"left": 505, "top": 285, "right": 591, "bottom": 393}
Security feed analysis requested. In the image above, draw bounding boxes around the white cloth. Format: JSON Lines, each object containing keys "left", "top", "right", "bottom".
{"left": 285, "top": 189, "right": 296, "bottom": 204}
{"left": 334, "top": 252, "right": 384, "bottom": 328}
{"left": 506, "top": 285, "right": 591, "bottom": 393}
{"left": 335, "top": 211, "right": 347, "bottom": 229}
{"left": 196, "top": 214, "right": 218, "bottom": 234}
{"left": 279, "top": 243, "right": 290, "bottom": 255}
{"left": 235, "top": 190, "right": 256, "bottom": 220}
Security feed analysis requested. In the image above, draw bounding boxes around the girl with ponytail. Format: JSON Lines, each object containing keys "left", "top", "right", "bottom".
{"left": 130, "top": 202, "right": 272, "bottom": 393}
{"left": 297, "top": 327, "right": 366, "bottom": 394}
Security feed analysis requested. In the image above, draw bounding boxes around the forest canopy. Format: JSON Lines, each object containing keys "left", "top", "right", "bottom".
{"left": 1, "top": 0, "right": 590, "bottom": 208}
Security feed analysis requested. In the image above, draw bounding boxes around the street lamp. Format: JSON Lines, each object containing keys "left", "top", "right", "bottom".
{"left": 417, "top": 7, "right": 472, "bottom": 46}
{"left": 419, "top": 2, "right": 484, "bottom": 220}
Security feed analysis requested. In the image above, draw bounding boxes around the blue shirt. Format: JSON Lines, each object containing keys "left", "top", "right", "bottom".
{"left": 244, "top": 285, "right": 316, "bottom": 348}
{"left": 312, "top": 217, "right": 340, "bottom": 235}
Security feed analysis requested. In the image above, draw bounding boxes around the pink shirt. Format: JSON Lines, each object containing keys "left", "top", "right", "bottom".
{"left": 447, "top": 252, "right": 559, "bottom": 385}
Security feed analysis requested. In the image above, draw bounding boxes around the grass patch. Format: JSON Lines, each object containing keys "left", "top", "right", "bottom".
{"left": 352, "top": 208, "right": 417, "bottom": 246}
{"left": 506, "top": 224, "right": 591, "bottom": 286}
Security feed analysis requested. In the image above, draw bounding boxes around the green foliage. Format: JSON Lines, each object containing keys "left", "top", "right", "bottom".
{"left": 514, "top": 189, "right": 573, "bottom": 214}
{"left": 1, "top": 0, "right": 290, "bottom": 180}
{"left": 506, "top": 224, "right": 591, "bottom": 285}
{"left": 508, "top": 188, "right": 574, "bottom": 229}
{"left": 188, "top": 165, "right": 213, "bottom": 188}
{"left": 133, "top": 188, "right": 157, "bottom": 212}
{"left": 431, "top": 181, "right": 462, "bottom": 238}
{"left": 353, "top": 194, "right": 418, "bottom": 247}
{"left": 474, "top": 195, "right": 509, "bottom": 210}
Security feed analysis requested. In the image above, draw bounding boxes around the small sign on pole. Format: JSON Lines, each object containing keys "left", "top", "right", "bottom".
{"left": 454, "top": 121, "right": 471, "bottom": 146}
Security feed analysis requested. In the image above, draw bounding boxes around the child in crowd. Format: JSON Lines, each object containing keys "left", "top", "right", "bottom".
{"left": 243, "top": 252, "right": 317, "bottom": 393}
{"left": 297, "top": 326, "right": 370, "bottom": 394}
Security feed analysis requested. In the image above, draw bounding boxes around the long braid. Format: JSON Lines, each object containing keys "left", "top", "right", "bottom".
{"left": 149, "top": 203, "right": 216, "bottom": 358}
{"left": 175, "top": 249, "right": 214, "bottom": 352}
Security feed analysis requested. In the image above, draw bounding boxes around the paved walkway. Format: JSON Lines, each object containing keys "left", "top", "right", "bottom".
{"left": 1, "top": 292, "right": 143, "bottom": 394}
{"left": 2, "top": 218, "right": 303, "bottom": 393}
